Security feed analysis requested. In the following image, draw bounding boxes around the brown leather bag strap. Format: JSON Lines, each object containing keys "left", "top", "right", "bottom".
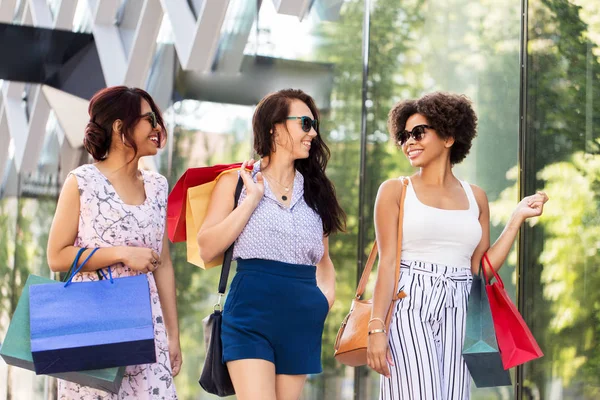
{"left": 355, "top": 240, "right": 379, "bottom": 297}
{"left": 385, "top": 177, "right": 408, "bottom": 327}
{"left": 354, "top": 178, "right": 409, "bottom": 304}
{"left": 393, "top": 177, "right": 408, "bottom": 299}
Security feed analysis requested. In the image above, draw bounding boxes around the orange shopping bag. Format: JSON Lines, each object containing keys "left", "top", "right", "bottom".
{"left": 185, "top": 169, "right": 241, "bottom": 268}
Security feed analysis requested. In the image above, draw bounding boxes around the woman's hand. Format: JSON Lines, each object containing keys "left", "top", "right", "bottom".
{"left": 367, "top": 329, "right": 393, "bottom": 378}
{"left": 120, "top": 247, "right": 161, "bottom": 273}
{"left": 239, "top": 159, "right": 264, "bottom": 207}
{"left": 168, "top": 336, "right": 182, "bottom": 377}
{"left": 513, "top": 191, "right": 549, "bottom": 222}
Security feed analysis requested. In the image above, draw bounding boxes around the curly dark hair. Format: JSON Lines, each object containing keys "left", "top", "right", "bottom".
{"left": 253, "top": 89, "right": 346, "bottom": 235}
{"left": 388, "top": 92, "right": 478, "bottom": 165}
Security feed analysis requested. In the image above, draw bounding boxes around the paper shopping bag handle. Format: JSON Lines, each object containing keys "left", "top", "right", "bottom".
{"left": 64, "top": 248, "right": 100, "bottom": 287}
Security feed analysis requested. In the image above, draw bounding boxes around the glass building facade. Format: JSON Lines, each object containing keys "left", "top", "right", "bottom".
{"left": 0, "top": 0, "right": 598, "bottom": 399}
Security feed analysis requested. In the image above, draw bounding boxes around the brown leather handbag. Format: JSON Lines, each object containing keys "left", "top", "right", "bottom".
{"left": 334, "top": 178, "right": 408, "bottom": 366}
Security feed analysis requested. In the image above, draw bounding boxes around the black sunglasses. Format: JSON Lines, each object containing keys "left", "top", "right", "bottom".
{"left": 141, "top": 111, "right": 158, "bottom": 129}
{"left": 398, "top": 124, "right": 433, "bottom": 145}
{"left": 286, "top": 116, "right": 318, "bottom": 133}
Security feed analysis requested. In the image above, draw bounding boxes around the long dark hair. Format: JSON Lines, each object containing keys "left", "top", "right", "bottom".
{"left": 84, "top": 86, "right": 166, "bottom": 161}
{"left": 253, "top": 89, "right": 346, "bottom": 235}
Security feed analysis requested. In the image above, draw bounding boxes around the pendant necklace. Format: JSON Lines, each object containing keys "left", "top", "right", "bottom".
{"left": 264, "top": 172, "right": 294, "bottom": 201}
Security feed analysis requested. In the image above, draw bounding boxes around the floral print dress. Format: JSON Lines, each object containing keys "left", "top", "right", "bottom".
{"left": 58, "top": 164, "right": 177, "bottom": 400}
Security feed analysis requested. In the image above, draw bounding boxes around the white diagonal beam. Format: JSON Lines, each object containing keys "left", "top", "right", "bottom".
{"left": 2, "top": 81, "right": 29, "bottom": 172}
{"left": 41, "top": 85, "right": 87, "bottom": 150}
{"left": 88, "top": 0, "right": 162, "bottom": 87}
{"left": 27, "top": 0, "right": 53, "bottom": 28}
{"left": 0, "top": 102, "right": 10, "bottom": 180}
{"left": 53, "top": 0, "right": 79, "bottom": 30}
{"left": 123, "top": 0, "right": 163, "bottom": 87}
{"left": 161, "top": 0, "right": 230, "bottom": 71}
{"left": 22, "top": 86, "right": 51, "bottom": 173}
{"left": 0, "top": 0, "right": 18, "bottom": 23}
{"left": 88, "top": 0, "right": 126, "bottom": 86}
{"left": 212, "top": 0, "right": 257, "bottom": 74}
{"left": 3, "top": 0, "right": 84, "bottom": 174}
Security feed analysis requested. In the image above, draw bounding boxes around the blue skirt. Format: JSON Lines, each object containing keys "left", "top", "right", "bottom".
{"left": 221, "top": 258, "right": 329, "bottom": 375}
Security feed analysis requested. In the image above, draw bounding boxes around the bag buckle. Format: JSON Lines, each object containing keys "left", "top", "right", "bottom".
{"left": 213, "top": 293, "right": 225, "bottom": 312}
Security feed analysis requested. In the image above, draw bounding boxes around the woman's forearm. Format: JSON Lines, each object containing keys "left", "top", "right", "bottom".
{"left": 371, "top": 258, "right": 396, "bottom": 326}
{"left": 153, "top": 261, "right": 179, "bottom": 340}
{"left": 48, "top": 246, "right": 127, "bottom": 273}
{"left": 485, "top": 212, "right": 524, "bottom": 276}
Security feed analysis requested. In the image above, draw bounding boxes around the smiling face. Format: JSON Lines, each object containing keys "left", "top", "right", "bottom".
{"left": 402, "top": 113, "right": 454, "bottom": 168}
{"left": 274, "top": 99, "right": 318, "bottom": 160}
{"left": 129, "top": 99, "right": 162, "bottom": 157}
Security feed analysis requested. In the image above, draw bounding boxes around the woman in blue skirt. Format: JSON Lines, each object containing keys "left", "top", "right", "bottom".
{"left": 197, "top": 88, "right": 345, "bottom": 400}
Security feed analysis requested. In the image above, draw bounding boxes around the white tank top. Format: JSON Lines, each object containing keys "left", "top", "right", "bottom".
{"left": 401, "top": 177, "right": 482, "bottom": 269}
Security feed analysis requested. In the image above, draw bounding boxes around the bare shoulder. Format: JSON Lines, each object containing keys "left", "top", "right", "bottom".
{"left": 469, "top": 184, "right": 489, "bottom": 214}
{"left": 53, "top": 173, "right": 81, "bottom": 217}
{"left": 377, "top": 178, "right": 405, "bottom": 206}
{"left": 212, "top": 169, "right": 240, "bottom": 198}
{"left": 378, "top": 178, "right": 404, "bottom": 195}
{"left": 60, "top": 174, "right": 80, "bottom": 199}
{"left": 469, "top": 184, "right": 488, "bottom": 202}
{"left": 217, "top": 169, "right": 240, "bottom": 186}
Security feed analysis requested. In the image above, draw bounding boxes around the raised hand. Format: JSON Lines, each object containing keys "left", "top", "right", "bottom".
{"left": 514, "top": 191, "right": 549, "bottom": 221}
{"left": 239, "top": 159, "right": 265, "bottom": 207}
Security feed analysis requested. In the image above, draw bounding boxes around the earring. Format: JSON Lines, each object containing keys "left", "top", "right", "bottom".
{"left": 121, "top": 133, "right": 125, "bottom": 145}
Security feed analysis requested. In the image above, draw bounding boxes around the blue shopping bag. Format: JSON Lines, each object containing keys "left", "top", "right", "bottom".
{"left": 29, "top": 248, "right": 156, "bottom": 374}
{"left": 0, "top": 273, "right": 125, "bottom": 393}
{"left": 462, "top": 269, "right": 511, "bottom": 387}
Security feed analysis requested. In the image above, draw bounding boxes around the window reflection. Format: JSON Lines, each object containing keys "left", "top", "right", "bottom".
{"left": 522, "top": 0, "right": 600, "bottom": 398}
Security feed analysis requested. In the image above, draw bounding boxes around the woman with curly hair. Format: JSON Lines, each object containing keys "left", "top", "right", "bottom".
{"left": 197, "top": 89, "right": 345, "bottom": 400}
{"left": 367, "top": 92, "right": 549, "bottom": 399}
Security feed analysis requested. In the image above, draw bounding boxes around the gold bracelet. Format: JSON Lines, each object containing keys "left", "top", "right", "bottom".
{"left": 368, "top": 329, "right": 387, "bottom": 335}
{"left": 368, "top": 317, "right": 386, "bottom": 327}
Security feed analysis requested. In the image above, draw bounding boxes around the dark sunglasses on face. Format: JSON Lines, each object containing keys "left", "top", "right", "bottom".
{"left": 398, "top": 124, "right": 434, "bottom": 145}
{"left": 141, "top": 111, "right": 158, "bottom": 129}
{"left": 286, "top": 116, "right": 318, "bottom": 133}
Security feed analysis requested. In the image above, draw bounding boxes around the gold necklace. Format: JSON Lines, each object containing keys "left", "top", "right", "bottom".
{"left": 263, "top": 172, "right": 294, "bottom": 201}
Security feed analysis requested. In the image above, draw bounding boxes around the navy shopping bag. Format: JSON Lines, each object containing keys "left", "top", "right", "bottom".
{"left": 29, "top": 248, "right": 156, "bottom": 374}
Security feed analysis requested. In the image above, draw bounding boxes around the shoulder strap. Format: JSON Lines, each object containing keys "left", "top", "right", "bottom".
{"left": 217, "top": 176, "right": 245, "bottom": 295}
{"left": 461, "top": 180, "right": 479, "bottom": 211}
{"left": 355, "top": 178, "right": 408, "bottom": 324}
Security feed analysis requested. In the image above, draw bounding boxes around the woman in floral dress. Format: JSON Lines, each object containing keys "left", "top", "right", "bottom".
{"left": 46, "top": 86, "right": 181, "bottom": 399}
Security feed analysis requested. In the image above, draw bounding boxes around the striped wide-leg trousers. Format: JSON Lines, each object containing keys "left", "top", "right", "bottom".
{"left": 379, "top": 261, "right": 473, "bottom": 400}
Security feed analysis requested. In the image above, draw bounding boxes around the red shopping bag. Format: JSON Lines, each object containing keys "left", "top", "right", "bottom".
{"left": 167, "top": 163, "right": 243, "bottom": 243}
{"left": 482, "top": 253, "right": 543, "bottom": 369}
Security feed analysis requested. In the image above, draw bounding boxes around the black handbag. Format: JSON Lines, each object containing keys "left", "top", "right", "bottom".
{"left": 199, "top": 176, "right": 244, "bottom": 397}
